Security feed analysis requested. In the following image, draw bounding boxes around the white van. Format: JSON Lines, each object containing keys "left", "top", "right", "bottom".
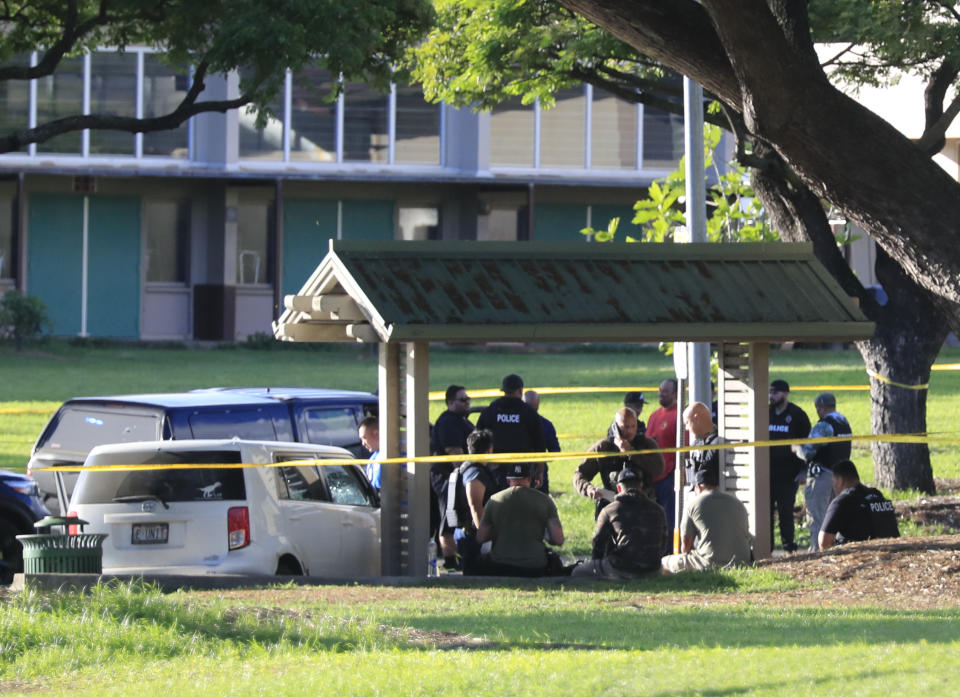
{"left": 68, "top": 439, "right": 380, "bottom": 577}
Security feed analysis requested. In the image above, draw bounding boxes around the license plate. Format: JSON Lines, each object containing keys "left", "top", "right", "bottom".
{"left": 131, "top": 523, "right": 169, "bottom": 545}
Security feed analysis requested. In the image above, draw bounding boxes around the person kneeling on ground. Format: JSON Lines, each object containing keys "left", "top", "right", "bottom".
{"left": 572, "top": 467, "right": 669, "bottom": 580}
{"left": 819, "top": 460, "right": 900, "bottom": 550}
{"left": 661, "top": 468, "right": 753, "bottom": 574}
{"left": 475, "top": 462, "right": 566, "bottom": 577}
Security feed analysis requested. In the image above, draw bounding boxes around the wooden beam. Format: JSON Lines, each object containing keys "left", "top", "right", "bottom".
{"left": 405, "top": 341, "right": 431, "bottom": 577}
{"left": 275, "top": 322, "right": 350, "bottom": 342}
{"left": 316, "top": 294, "right": 366, "bottom": 321}
{"left": 379, "top": 343, "right": 403, "bottom": 576}
{"left": 346, "top": 324, "right": 380, "bottom": 343}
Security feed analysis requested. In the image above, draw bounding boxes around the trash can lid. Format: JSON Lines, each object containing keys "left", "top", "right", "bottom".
{"left": 34, "top": 515, "right": 89, "bottom": 529}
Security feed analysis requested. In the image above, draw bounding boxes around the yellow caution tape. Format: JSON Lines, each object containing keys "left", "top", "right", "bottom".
{"left": 931, "top": 364, "right": 960, "bottom": 371}
{"left": 41, "top": 431, "right": 955, "bottom": 473}
{"left": 865, "top": 368, "right": 929, "bottom": 391}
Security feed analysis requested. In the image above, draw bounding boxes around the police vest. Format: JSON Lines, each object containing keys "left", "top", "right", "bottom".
{"left": 815, "top": 414, "right": 852, "bottom": 470}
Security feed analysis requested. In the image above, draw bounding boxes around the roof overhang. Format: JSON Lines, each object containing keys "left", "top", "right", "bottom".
{"left": 273, "top": 241, "right": 875, "bottom": 344}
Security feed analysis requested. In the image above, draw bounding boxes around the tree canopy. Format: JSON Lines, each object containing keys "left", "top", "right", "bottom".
{"left": 0, "top": 0, "right": 434, "bottom": 153}
{"left": 552, "top": 0, "right": 960, "bottom": 310}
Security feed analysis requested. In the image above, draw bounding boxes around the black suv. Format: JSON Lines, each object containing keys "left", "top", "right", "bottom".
{"left": 0, "top": 469, "right": 50, "bottom": 583}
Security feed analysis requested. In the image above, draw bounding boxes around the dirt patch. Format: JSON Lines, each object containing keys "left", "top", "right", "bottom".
{"left": 756, "top": 534, "right": 960, "bottom": 608}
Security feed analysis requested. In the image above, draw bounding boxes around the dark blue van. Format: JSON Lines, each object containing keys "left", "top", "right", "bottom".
{"left": 27, "top": 387, "right": 378, "bottom": 513}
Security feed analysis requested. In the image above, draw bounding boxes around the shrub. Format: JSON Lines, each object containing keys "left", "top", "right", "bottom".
{"left": 0, "top": 289, "right": 52, "bottom": 351}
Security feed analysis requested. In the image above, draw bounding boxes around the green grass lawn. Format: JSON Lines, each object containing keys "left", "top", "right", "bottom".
{"left": 3, "top": 342, "right": 960, "bottom": 696}
{"left": 2, "top": 580, "right": 959, "bottom": 696}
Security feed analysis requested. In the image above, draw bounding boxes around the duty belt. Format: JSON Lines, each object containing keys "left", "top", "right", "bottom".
{"left": 808, "top": 463, "right": 832, "bottom": 478}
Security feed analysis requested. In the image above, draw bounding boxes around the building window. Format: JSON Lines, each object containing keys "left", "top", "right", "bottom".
{"left": 343, "top": 81, "right": 389, "bottom": 162}
{"left": 490, "top": 96, "right": 534, "bottom": 166}
{"left": 0, "top": 54, "right": 30, "bottom": 154}
{"left": 89, "top": 52, "right": 137, "bottom": 155}
{"left": 643, "top": 106, "right": 684, "bottom": 167}
{"left": 289, "top": 67, "right": 337, "bottom": 162}
{"left": 35, "top": 55, "right": 83, "bottom": 154}
{"left": 145, "top": 200, "right": 190, "bottom": 283}
{"left": 143, "top": 55, "right": 190, "bottom": 158}
{"left": 591, "top": 88, "right": 638, "bottom": 169}
{"left": 395, "top": 84, "right": 440, "bottom": 164}
{"left": 238, "top": 68, "right": 284, "bottom": 161}
{"left": 237, "top": 202, "right": 274, "bottom": 284}
{"left": 539, "top": 86, "right": 586, "bottom": 168}
{"left": 397, "top": 207, "right": 439, "bottom": 240}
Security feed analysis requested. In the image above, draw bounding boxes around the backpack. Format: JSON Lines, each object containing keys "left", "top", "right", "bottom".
{"left": 445, "top": 462, "right": 478, "bottom": 530}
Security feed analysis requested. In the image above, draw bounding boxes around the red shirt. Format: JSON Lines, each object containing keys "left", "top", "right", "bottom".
{"left": 646, "top": 405, "right": 678, "bottom": 481}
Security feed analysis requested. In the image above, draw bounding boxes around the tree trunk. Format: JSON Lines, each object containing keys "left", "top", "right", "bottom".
{"left": 857, "top": 248, "right": 944, "bottom": 494}
{"left": 752, "top": 149, "right": 943, "bottom": 493}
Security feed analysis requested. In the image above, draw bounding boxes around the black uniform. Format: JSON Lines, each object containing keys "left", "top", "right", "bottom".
{"left": 476, "top": 395, "right": 546, "bottom": 489}
{"left": 821, "top": 483, "right": 899, "bottom": 544}
{"left": 430, "top": 410, "right": 474, "bottom": 535}
{"left": 768, "top": 402, "right": 811, "bottom": 549}
{"left": 684, "top": 432, "right": 722, "bottom": 489}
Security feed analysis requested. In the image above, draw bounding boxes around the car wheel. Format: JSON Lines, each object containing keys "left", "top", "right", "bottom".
{"left": 0, "top": 519, "right": 24, "bottom": 584}
{"left": 276, "top": 555, "right": 303, "bottom": 576}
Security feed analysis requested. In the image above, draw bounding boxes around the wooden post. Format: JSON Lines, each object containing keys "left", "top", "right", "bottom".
{"left": 404, "top": 341, "right": 431, "bottom": 576}
{"left": 718, "top": 342, "right": 771, "bottom": 559}
{"left": 749, "top": 342, "right": 771, "bottom": 558}
{"left": 378, "top": 342, "right": 402, "bottom": 576}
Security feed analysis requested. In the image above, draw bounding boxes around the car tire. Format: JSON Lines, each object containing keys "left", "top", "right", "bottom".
{"left": 0, "top": 518, "right": 24, "bottom": 584}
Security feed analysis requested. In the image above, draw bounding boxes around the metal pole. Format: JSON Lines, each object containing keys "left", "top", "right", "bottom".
{"left": 683, "top": 76, "right": 712, "bottom": 407}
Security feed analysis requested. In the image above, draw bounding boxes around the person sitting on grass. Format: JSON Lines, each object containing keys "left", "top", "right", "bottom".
{"left": 660, "top": 468, "right": 753, "bottom": 574}
{"left": 572, "top": 467, "right": 669, "bottom": 580}
{"left": 475, "top": 462, "right": 566, "bottom": 577}
{"left": 818, "top": 460, "right": 900, "bottom": 550}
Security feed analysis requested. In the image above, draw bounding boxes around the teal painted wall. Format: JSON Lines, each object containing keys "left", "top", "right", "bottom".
{"left": 87, "top": 196, "right": 140, "bottom": 338}
{"left": 27, "top": 194, "right": 140, "bottom": 338}
{"left": 283, "top": 198, "right": 338, "bottom": 297}
{"left": 27, "top": 194, "right": 84, "bottom": 336}
{"left": 342, "top": 199, "right": 394, "bottom": 241}
{"left": 533, "top": 203, "right": 587, "bottom": 242}
{"left": 592, "top": 203, "right": 642, "bottom": 239}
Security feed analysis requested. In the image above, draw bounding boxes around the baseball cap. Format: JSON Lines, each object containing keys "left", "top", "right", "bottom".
{"left": 695, "top": 467, "right": 719, "bottom": 487}
{"left": 616, "top": 468, "right": 642, "bottom": 484}
{"left": 505, "top": 462, "right": 532, "bottom": 479}
{"left": 501, "top": 374, "right": 524, "bottom": 393}
{"left": 623, "top": 391, "right": 645, "bottom": 406}
{"left": 770, "top": 379, "right": 790, "bottom": 392}
{"left": 814, "top": 392, "right": 837, "bottom": 408}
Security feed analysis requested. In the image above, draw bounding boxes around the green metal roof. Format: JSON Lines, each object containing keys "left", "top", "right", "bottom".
{"left": 274, "top": 241, "right": 874, "bottom": 343}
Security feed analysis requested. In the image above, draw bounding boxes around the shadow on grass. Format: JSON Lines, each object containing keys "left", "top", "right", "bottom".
{"left": 391, "top": 604, "right": 960, "bottom": 652}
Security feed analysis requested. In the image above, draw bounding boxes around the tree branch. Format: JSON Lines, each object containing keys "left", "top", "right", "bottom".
{"left": 918, "top": 59, "right": 960, "bottom": 156}
{"left": 557, "top": 0, "right": 740, "bottom": 108}
{"left": 0, "top": 60, "right": 251, "bottom": 154}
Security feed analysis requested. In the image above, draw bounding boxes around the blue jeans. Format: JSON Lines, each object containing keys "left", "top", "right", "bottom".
{"left": 655, "top": 476, "right": 676, "bottom": 529}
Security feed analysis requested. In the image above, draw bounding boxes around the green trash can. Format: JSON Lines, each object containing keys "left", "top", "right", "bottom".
{"left": 16, "top": 516, "right": 108, "bottom": 574}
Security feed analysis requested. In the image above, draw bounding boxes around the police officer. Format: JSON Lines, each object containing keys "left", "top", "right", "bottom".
{"left": 476, "top": 374, "right": 546, "bottom": 490}
{"left": 819, "top": 460, "right": 899, "bottom": 550}
{"left": 801, "top": 392, "right": 853, "bottom": 551}
{"left": 768, "top": 380, "right": 811, "bottom": 552}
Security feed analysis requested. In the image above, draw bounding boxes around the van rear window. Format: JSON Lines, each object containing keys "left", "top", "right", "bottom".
{"left": 74, "top": 450, "right": 246, "bottom": 504}
{"left": 188, "top": 409, "right": 279, "bottom": 440}
{"left": 40, "top": 407, "right": 162, "bottom": 457}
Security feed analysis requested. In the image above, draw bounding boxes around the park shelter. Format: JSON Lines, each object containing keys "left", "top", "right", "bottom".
{"left": 274, "top": 240, "right": 875, "bottom": 575}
